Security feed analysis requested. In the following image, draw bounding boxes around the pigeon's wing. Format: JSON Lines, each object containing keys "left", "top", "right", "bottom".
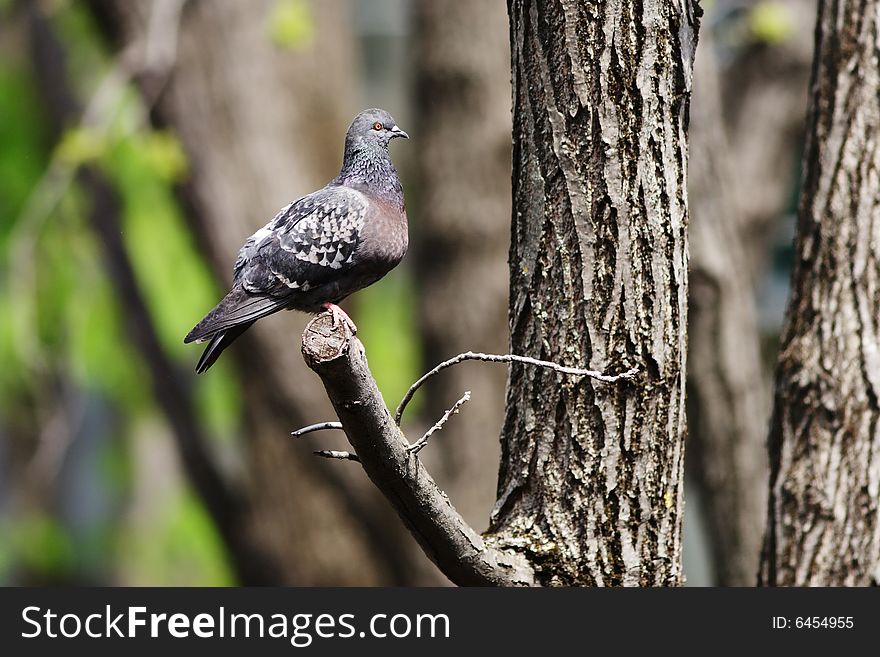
{"left": 185, "top": 186, "right": 369, "bottom": 345}
{"left": 183, "top": 288, "right": 287, "bottom": 344}
{"left": 234, "top": 185, "right": 369, "bottom": 297}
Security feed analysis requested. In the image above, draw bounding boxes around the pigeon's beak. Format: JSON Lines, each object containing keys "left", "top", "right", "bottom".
{"left": 390, "top": 125, "right": 409, "bottom": 139}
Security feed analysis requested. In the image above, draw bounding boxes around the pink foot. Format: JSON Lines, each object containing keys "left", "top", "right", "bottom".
{"left": 321, "top": 302, "right": 357, "bottom": 334}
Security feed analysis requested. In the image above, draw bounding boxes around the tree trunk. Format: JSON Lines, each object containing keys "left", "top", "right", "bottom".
{"left": 490, "top": 0, "right": 698, "bottom": 586}
{"left": 411, "top": 0, "right": 512, "bottom": 529}
{"left": 89, "top": 0, "right": 423, "bottom": 585}
{"left": 686, "top": 26, "right": 770, "bottom": 586}
{"left": 760, "top": 0, "right": 880, "bottom": 586}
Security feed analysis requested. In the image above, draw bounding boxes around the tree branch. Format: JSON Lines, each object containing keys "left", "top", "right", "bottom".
{"left": 290, "top": 421, "right": 344, "bottom": 438}
{"left": 395, "top": 352, "right": 638, "bottom": 424}
{"left": 314, "top": 450, "right": 360, "bottom": 462}
{"left": 301, "top": 315, "right": 536, "bottom": 586}
{"left": 409, "top": 391, "right": 471, "bottom": 454}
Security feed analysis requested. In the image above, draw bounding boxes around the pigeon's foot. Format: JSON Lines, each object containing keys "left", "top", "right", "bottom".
{"left": 321, "top": 302, "right": 357, "bottom": 334}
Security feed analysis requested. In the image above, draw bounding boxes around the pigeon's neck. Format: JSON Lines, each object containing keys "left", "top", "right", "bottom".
{"left": 335, "top": 145, "right": 404, "bottom": 209}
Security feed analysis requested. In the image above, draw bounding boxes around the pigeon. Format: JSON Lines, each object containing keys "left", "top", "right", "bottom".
{"left": 184, "top": 108, "right": 409, "bottom": 373}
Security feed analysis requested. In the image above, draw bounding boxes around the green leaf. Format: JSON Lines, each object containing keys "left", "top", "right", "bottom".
{"left": 105, "top": 136, "right": 220, "bottom": 362}
{"left": 55, "top": 126, "right": 106, "bottom": 167}
{"left": 193, "top": 357, "right": 242, "bottom": 441}
{"left": 268, "top": 0, "right": 315, "bottom": 50}
{"left": 354, "top": 272, "right": 421, "bottom": 409}
{"left": 750, "top": 2, "right": 793, "bottom": 45}
{"left": 140, "top": 131, "right": 189, "bottom": 183}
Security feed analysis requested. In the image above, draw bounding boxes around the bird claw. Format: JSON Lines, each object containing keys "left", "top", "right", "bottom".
{"left": 322, "top": 303, "right": 357, "bottom": 334}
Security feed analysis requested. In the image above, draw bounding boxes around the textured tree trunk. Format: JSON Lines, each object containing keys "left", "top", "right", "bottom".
{"left": 760, "top": 0, "right": 880, "bottom": 586}
{"left": 490, "top": 0, "right": 698, "bottom": 586}
{"left": 411, "top": 0, "right": 512, "bottom": 529}
{"left": 90, "top": 0, "right": 423, "bottom": 585}
{"left": 686, "top": 27, "right": 770, "bottom": 586}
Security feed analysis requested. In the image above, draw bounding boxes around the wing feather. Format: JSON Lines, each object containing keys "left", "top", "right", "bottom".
{"left": 184, "top": 289, "right": 287, "bottom": 344}
{"left": 234, "top": 186, "right": 368, "bottom": 297}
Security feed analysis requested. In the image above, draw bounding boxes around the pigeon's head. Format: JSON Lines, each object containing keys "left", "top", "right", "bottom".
{"left": 345, "top": 108, "right": 409, "bottom": 152}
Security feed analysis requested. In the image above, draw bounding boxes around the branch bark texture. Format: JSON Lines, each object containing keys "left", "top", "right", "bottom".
{"left": 302, "top": 316, "right": 536, "bottom": 587}
{"left": 760, "top": 0, "right": 880, "bottom": 586}
{"left": 492, "top": 0, "right": 698, "bottom": 585}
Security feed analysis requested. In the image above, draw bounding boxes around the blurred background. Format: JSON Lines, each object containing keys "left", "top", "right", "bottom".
{"left": 0, "top": 0, "right": 811, "bottom": 586}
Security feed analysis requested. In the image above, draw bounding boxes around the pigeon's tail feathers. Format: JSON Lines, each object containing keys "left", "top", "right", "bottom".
{"left": 184, "top": 288, "right": 286, "bottom": 345}
{"left": 195, "top": 321, "right": 255, "bottom": 374}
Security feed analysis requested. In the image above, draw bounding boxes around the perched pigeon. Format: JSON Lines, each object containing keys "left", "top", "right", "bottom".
{"left": 185, "top": 108, "right": 409, "bottom": 373}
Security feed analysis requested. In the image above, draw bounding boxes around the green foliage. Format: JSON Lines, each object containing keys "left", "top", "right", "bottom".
{"left": 0, "top": 1, "right": 242, "bottom": 585}
{"left": 116, "top": 481, "right": 235, "bottom": 586}
{"left": 750, "top": 2, "right": 793, "bottom": 45}
{"left": 138, "top": 131, "right": 189, "bottom": 183}
{"left": 268, "top": 0, "right": 315, "bottom": 50}
{"left": 0, "top": 514, "right": 76, "bottom": 579}
{"left": 106, "top": 130, "right": 211, "bottom": 359}
{"left": 354, "top": 271, "right": 421, "bottom": 411}
{"left": 193, "top": 359, "right": 241, "bottom": 442}
{"left": 0, "top": 67, "right": 49, "bottom": 264}
{"left": 55, "top": 126, "right": 106, "bottom": 167}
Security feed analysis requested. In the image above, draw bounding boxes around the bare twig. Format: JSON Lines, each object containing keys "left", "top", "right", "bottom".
{"left": 395, "top": 352, "right": 638, "bottom": 425}
{"left": 409, "top": 391, "right": 471, "bottom": 455}
{"left": 301, "top": 315, "right": 536, "bottom": 586}
{"left": 314, "top": 449, "right": 360, "bottom": 462}
{"left": 291, "top": 421, "right": 344, "bottom": 438}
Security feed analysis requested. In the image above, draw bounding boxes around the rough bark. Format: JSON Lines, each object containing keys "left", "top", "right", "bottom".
{"left": 491, "top": 0, "right": 698, "bottom": 586}
{"left": 89, "top": 0, "right": 423, "bottom": 584}
{"left": 686, "top": 27, "right": 770, "bottom": 586}
{"left": 760, "top": 0, "right": 880, "bottom": 586}
{"left": 411, "top": 0, "right": 511, "bottom": 530}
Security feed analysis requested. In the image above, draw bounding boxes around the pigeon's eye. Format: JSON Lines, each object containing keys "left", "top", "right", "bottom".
{"left": 372, "top": 121, "right": 383, "bottom": 131}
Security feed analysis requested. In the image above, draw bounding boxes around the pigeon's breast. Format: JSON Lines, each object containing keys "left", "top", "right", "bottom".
{"left": 358, "top": 196, "right": 408, "bottom": 273}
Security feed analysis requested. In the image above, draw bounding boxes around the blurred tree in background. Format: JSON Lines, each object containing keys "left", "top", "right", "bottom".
{"left": 2, "top": 0, "right": 235, "bottom": 584}
{"left": 0, "top": 0, "right": 819, "bottom": 586}
{"left": 685, "top": 0, "right": 813, "bottom": 585}
{"left": 411, "top": 0, "right": 511, "bottom": 535}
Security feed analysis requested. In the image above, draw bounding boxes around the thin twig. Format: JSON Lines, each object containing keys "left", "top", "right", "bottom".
{"left": 395, "top": 352, "right": 638, "bottom": 425}
{"left": 291, "top": 421, "right": 344, "bottom": 437}
{"left": 314, "top": 449, "right": 360, "bottom": 463}
{"left": 409, "top": 391, "right": 471, "bottom": 455}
